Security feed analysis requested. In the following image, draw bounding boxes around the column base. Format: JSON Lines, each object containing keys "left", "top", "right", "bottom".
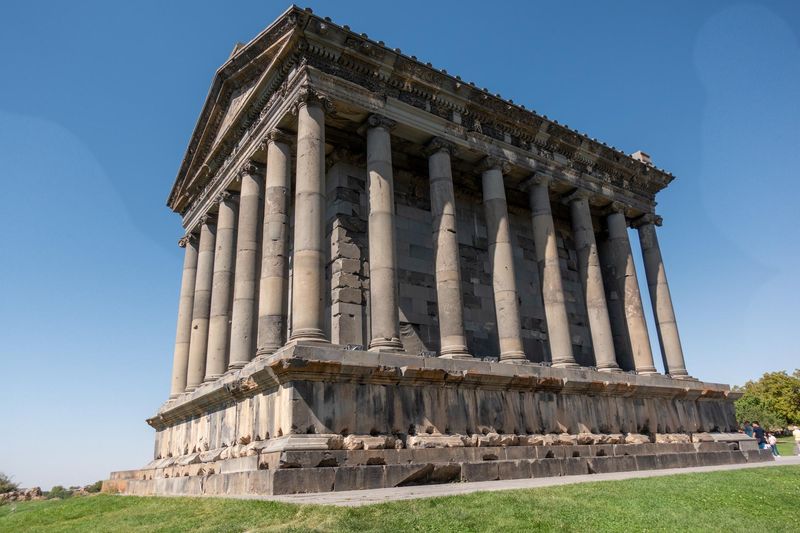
{"left": 255, "top": 344, "right": 283, "bottom": 358}
{"left": 636, "top": 367, "right": 659, "bottom": 375}
{"left": 203, "top": 374, "right": 223, "bottom": 383}
{"left": 551, "top": 360, "right": 580, "bottom": 369}
{"left": 439, "top": 345, "right": 471, "bottom": 359}
{"left": 669, "top": 373, "right": 697, "bottom": 381}
{"left": 368, "top": 337, "right": 404, "bottom": 352}
{"left": 289, "top": 328, "right": 328, "bottom": 344}
{"left": 183, "top": 385, "right": 198, "bottom": 393}
{"left": 500, "top": 351, "right": 527, "bottom": 363}
{"left": 597, "top": 365, "right": 623, "bottom": 373}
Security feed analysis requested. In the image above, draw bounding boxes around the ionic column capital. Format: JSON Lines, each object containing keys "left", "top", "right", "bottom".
{"left": 199, "top": 213, "right": 217, "bottom": 226}
{"left": 424, "top": 137, "right": 457, "bottom": 157}
{"left": 603, "top": 201, "right": 628, "bottom": 216}
{"left": 477, "top": 156, "right": 510, "bottom": 175}
{"left": 178, "top": 233, "right": 197, "bottom": 248}
{"left": 365, "top": 113, "right": 397, "bottom": 131}
{"left": 520, "top": 172, "right": 551, "bottom": 191}
{"left": 238, "top": 161, "right": 264, "bottom": 178}
{"left": 292, "top": 84, "right": 335, "bottom": 114}
{"left": 263, "top": 128, "right": 293, "bottom": 148}
{"left": 561, "top": 188, "right": 592, "bottom": 205}
{"left": 215, "top": 190, "right": 239, "bottom": 205}
{"left": 631, "top": 213, "right": 663, "bottom": 228}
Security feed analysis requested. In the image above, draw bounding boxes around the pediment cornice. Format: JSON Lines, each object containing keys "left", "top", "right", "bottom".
{"left": 169, "top": 6, "right": 674, "bottom": 216}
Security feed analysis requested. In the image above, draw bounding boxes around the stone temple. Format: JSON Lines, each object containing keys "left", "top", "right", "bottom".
{"left": 104, "top": 6, "right": 771, "bottom": 496}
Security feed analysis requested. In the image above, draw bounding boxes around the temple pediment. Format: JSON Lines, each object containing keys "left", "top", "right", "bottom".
{"left": 169, "top": 5, "right": 674, "bottom": 218}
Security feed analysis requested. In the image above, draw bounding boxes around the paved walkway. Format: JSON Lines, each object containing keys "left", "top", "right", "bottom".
{"left": 260, "top": 455, "right": 800, "bottom": 507}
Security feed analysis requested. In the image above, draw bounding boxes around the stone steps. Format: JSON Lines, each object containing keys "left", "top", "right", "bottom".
{"left": 104, "top": 446, "right": 774, "bottom": 496}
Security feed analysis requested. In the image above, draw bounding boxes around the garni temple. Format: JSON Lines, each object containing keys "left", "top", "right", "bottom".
{"left": 104, "top": 6, "right": 771, "bottom": 496}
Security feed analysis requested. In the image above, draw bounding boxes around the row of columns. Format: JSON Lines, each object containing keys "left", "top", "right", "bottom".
{"left": 169, "top": 98, "right": 689, "bottom": 398}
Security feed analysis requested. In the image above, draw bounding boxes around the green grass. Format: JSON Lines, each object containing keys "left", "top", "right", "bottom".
{"left": 775, "top": 436, "right": 796, "bottom": 456}
{"left": 2, "top": 466, "right": 799, "bottom": 532}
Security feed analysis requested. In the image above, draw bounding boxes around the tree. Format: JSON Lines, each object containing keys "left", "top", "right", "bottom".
{"left": 0, "top": 472, "right": 19, "bottom": 494}
{"left": 735, "top": 394, "right": 786, "bottom": 430}
{"left": 47, "top": 485, "right": 73, "bottom": 500}
{"left": 739, "top": 371, "right": 800, "bottom": 425}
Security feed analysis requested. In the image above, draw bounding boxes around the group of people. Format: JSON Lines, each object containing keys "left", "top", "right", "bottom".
{"left": 741, "top": 421, "right": 800, "bottom": 457}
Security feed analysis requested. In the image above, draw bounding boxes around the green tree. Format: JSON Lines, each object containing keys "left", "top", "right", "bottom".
{"left": 0, "top": 472, "right": 19, "bottom": 494}
{"left": 739, "top": 371, "right": 800, "bottom": 424}
{"left": 47, "top": 485, "right": 73, "bottom": 500}
{"left": 735, "top": 394, "right": 786, "bottom": 430}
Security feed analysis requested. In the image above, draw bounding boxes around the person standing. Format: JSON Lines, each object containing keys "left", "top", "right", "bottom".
{"left": 743, "top": 420, "right": 753, "bottom": 438}
{"left": 793, "top": 425, "right": 800, "bottom": 455}
{"left": 767, "top": 432, "right": 779, "bottom": 457}
{"left": 752, "top": 422, "right": 767, "bottom": 449}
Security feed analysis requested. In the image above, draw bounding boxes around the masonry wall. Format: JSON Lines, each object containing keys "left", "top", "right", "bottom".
{"left": 322, "top": 158, "right": 597, "bottom": 365}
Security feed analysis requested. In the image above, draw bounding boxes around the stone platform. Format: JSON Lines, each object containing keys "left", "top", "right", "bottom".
{"left": 104, "top": 345, "right": 768, "bottom": 496}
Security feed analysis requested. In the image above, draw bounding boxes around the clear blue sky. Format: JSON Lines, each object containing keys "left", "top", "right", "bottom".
{"left": 1, "top": 1, "right": 798, "bottom": 489}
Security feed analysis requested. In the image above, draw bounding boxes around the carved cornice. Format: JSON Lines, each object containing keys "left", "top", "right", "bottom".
{"left": 170, "top": 6, "right": 674, "bottom": 220}
{"left": 423, "top": 137, "right": 456, "bottom": 157}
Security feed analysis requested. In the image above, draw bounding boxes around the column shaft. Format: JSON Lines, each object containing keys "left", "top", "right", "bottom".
{"left": 205, "top": 193, "right": 238, "bottom": 380}
{"left": 229, "top": 164, "right": 263, "bottom": 368}
{"left": 289, "top": 96, "right": 328, "bottom": 342}
{"left": 366, "top": 116, "right": 402, "bottom": 351}
{"left": 637, "top": 220, "right": 689, "bottom": 377}
{"left": 426, "top": 140, "right": 469, "bottom": 358}
{"left": 256, "top": 132, "right": 291, "bottom": 355}
{"left": 169, "top": 234, "right": 198, "bottom": 398}
{"left": 529, "top": 178, "right": 576, "bottom": 367}
{"left": 481, "top": 162, "right": 525, "bottom": 361}
{"left": 606, "top": 209, "right": 657, "bottom": 374}
{"left": 567, "top": 195, "right": 619, "bottom": 371}
{"left": 186, "top": 218, "right": 216, "bottom": 390}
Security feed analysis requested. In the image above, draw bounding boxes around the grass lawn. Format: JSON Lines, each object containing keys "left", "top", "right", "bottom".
{"left": 2, "top": 465, "right": 799, "bottom": 532}
{"left": 776, "top": 436, "right": 797, "bottom": 456}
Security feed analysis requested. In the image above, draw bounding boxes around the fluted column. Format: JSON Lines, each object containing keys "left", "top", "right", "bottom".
{"left": 425, "top": 138, "right": 469, "bottom": 358}
{"left": 205, "top": 192, "right": 238, "bottom": 380}
{"left": 480, "top": 158, "right": 525, "bottom": 361}
{"left": 527, "top": 175, "right": 577, "bottom": 368}
{"left": 606, "top": 204, "right": 657, "bottom": 374}
{"left": 290, "top": 88, "right": 329, "bottom": 343}
{"left": 169, "top": 233, "right": 199, "bottom": 398}
{"left": 634, "top": 214, "right": 690, "bottom": 378}
{"left": 565, "top": 191, "right": 619, "bottom": 372}
{"left": 256, "top": 130, "right": 292, "bottom": 356}
{"left": 229, "top": 162, "right": 263, "bottom": 369}
{"left": 366, "top": 115, "right": 402, "bottom": 351}
{"left": 186, "top": 216, "right": 216, "bottom": 391}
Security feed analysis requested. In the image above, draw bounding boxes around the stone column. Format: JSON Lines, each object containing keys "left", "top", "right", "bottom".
{"left": 527, "top": 175, "right": 577, "bottom": 368}
{"left": 186, "top": 216, "right": 216, "bottom": 391}
{"left": 564, "top": 191, "right": 619, "bottom": 372}
{"left": 366, "top": 114, "right": 402, "bottom": 351}
{"left": 289, "top": 88, "right": 329, "bottom": 343}
{"left": 606, "top": 204, "right": 657, "bottom": 374}
{"left": 425, "top": 138, "right": 469, "bottom": 358}
{"left": 634, "top": 214, "right": 690, "bottom": 378}
{"left": 169, "top": 233, "right": 198, "bottom": 398}
{"left": 256, "top": 130, "right": 292, "bottom": 356}
{"left": 229, "top": 162, "right": 263, "bottom": 369}
{"left": 205, "top": 192, "right": 238, "bottom": 381}
{"left": 480, "top": 158, "right": 525, "bottom": 361}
